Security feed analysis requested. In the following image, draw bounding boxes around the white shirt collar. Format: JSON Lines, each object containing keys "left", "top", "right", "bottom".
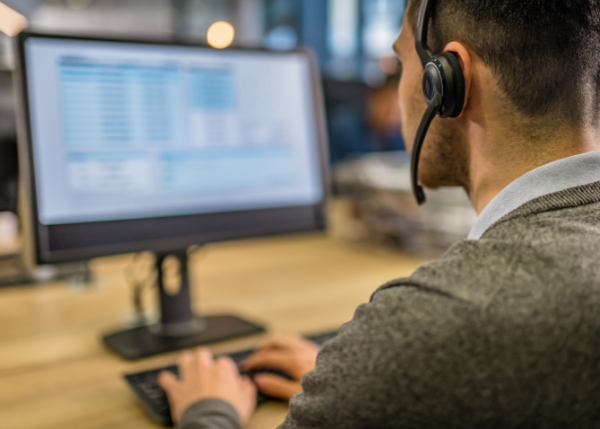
{"left": 469, "top": 151, "right": 600, "bottom": 240}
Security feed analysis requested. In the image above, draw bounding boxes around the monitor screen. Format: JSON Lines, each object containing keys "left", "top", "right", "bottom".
{"left": 17, "top": 34, "right": 327, "bottom": 263}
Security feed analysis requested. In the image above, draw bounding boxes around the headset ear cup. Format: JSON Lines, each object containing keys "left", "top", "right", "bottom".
{"left": 440, "top": 52, "right": 465, "bottom": 117}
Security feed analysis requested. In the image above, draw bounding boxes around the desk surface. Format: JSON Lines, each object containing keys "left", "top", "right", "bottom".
{"left": 0, "top": 234, "right": 427, "bottom": 429}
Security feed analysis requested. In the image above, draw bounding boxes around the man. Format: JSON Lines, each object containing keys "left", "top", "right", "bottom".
{"left": 159, "top": 0, "right": 600, "bottom": 427}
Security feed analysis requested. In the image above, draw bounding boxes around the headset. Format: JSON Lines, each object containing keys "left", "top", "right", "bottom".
{"left": 411, "top": 0, "right": 466, "bottom": 205}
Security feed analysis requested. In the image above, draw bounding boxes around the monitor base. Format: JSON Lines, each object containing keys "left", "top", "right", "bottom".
{"left": 103, "top": 315, "right": 265, "bottom": 360}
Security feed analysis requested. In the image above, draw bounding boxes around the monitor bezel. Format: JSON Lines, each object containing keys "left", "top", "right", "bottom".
{"left": 15, "top": 31, "right": 330, "bottom": 265}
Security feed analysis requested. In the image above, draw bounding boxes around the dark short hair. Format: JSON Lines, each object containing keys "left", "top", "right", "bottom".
{"left": 407, "top": 0, "right": 600, "bottom": 128}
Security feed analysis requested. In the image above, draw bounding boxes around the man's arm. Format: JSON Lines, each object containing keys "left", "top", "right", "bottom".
{"left": 178, "top": 398, "right": 241, "bottom": 429}
{"left": 167, "top": 281, "right": 479, "bottom": 428}
{"left": 167, "top": 242, "right": 492, "bottom": 429}
{"left": 278, "top": 284, "right": 477, "bottom": 428}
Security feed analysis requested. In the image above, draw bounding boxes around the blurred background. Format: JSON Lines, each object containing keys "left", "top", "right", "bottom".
{"left": 0, "top": 0, "right": 475, "bottom": 266}
{"left": 1, "top": 0, "right": 407, "bottom": 161}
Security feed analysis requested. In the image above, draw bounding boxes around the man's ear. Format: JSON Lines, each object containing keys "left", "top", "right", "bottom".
{"left": 443, "top": 42, "right": 472, "bottom": 116}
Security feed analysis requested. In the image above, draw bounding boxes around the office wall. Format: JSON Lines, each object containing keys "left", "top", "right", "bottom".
{"left": 30, "top": 0, "right": 174, "bottom": 37}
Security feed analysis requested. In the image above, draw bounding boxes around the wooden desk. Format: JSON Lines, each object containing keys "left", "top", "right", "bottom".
{"left": 0, "top": 234, "right": 427, "bottom": 429}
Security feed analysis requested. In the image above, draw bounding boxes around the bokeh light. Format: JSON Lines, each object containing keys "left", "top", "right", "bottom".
{"left": 207, "top": 21, "right": 235, "bottom": 49}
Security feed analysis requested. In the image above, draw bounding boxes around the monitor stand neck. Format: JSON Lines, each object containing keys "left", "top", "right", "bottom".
{"left": 102, "top": 250, "right": 266, "bottom": 360}
{"left": 151, "top": 253, "right": 206, "bottom": 338}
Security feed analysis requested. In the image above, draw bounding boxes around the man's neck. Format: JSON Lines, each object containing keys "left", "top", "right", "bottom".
{"left": 467, "top": 126, "right": 600, "bottom": 215}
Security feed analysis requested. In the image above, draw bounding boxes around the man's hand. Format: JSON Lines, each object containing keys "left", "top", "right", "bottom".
{"left": 158, "top": 348, "right": 256, "bottom": 425}
{"left": 241, "top": 335, "right": 320, "bottom": 401}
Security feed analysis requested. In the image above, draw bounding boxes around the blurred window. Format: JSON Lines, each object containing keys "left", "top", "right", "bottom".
{"left": 326, "top": 0, "right": 359, "bottom": 80}
{"left": 328, "top": 0, "right": 359, "bottom": 59}
{"left": 362, "top": 0, "right": 406, "bottom": 86}
{"left": 363, "top": 0, "right": 406, "bottom": 59}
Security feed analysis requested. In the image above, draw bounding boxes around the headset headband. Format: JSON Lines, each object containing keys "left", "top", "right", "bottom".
{"left": 410, "top": 0, "right": 465, "bottom": 206}
{"left": 411, "top": 0, "right": 439, "bottom": 206}
{"left": 416, "top": 0, "right": 435, "bottom": 66}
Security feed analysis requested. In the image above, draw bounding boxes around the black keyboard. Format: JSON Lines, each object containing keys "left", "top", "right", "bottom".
{"left": 124, "top": 331, "right": 338, "bottom": 426}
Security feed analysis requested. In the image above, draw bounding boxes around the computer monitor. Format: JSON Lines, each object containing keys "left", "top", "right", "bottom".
{"left": 0, "top": 70, "right": 18, "bottom": 214}
{"left": 14, "top": 32, "right": 329, "bottom": 360}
